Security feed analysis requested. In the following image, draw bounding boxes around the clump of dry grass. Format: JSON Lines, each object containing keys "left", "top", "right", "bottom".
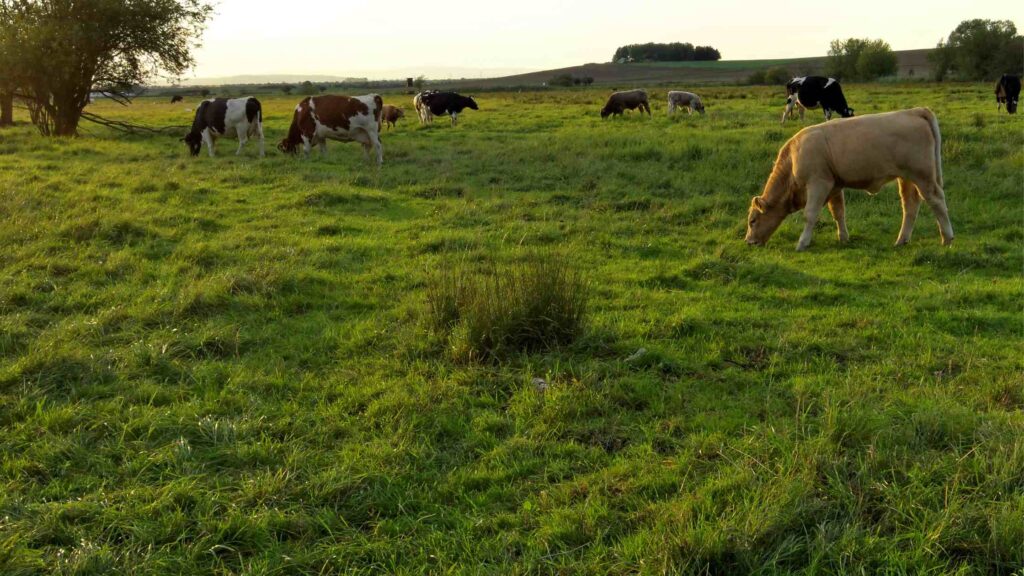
{"left": 427, "top": 254, "right": 589, "bottom": 361}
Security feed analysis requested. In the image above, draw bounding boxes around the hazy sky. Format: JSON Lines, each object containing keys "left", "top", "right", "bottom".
{"left": 188, "top": 0, "right": 1019, "bottom": 79}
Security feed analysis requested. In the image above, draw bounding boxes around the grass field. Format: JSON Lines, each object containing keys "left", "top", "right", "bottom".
{"left": 1, "top": 83, "right": 1022, "bottom": 574}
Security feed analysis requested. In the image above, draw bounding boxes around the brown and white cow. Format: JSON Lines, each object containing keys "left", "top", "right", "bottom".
{"left": 746, "top": 108, "right": 952, "bottom": 251}
{"left": 667, "top": 91, "right": 705, "bottom": 115}
{"left": 381, "top": 105, "right": 405, "bottom": 130}
{"left": 601, "top": 89, "right": 651, "bottom": 118}
{"left": 278, "top": 94, "right": 383, "bottom": 165}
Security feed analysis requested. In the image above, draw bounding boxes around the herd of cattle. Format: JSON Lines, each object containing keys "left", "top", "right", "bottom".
{"left": 179, "top": 73, "right": 1019, "bottom": 249}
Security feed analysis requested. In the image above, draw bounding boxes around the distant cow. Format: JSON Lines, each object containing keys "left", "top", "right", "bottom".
{"left": 782, "top": 77, "right": 854, "bottom": 124}
{"left": 183, "top": 97, "right": 264, "bottom": 157}
{"left": 414, "top": 90, "right": 438, "bottom": 124}
{"left": 170, "top": 95, "right": 183, "bottom": 104}
{"left": 667, "top": 91, "right": 705, "bottom": 115}
{"left": 421, "top": 92, "right": 478, "bottom": 126}
{"left": 381, "top": 105, "right": 405, "bottom": 130}
{"left": 747, "top": 108, "right": 951, "bottom": 251}
{"left": 995, "top": 74, "right": 1020, "bottom": 114}
{"left": 277, "top": 94, "right": 384, "bottom": 165}
{"left": 601, "top": 89, "right": 651, "bottom": 118}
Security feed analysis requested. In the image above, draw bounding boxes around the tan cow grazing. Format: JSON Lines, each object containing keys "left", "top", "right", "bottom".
{"left": 601, "top": 89, "right": 651, "bottom": 118}
{"left": 746, "top": 108, "right": 952, "bottom": 251}
{"left": 667, "top": 91, "right": 705, "bottom": 115}
{"left": 381, "top": 105, "right": 405, "bottom": 130}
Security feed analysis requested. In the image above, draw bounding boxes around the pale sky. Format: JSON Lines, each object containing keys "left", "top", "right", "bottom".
{"left": 188, "top": 0, "right": 1020, "bottom": 80}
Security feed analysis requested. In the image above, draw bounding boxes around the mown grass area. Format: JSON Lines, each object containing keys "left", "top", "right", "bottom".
{"left": 1, "top": 83, "right": 1022, "bottom": 574}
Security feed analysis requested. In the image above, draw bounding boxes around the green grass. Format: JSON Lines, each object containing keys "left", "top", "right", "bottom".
{"left": 0, "top": 83, "right": 1022, "bottom": 574}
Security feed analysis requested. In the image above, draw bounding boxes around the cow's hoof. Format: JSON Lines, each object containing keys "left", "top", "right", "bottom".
{"left": 894, "top": 239, "right": 909, "bottom": 247}
{"left": 941, "top": 237, "right": 955, "bottom": 247}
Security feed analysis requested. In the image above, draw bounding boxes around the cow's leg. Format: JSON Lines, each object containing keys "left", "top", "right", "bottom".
{"left": 372, "top": 131, "right": 383, "bottom": 166}
{"left": 668, "top": 102, "right": 675, "bottom": 116}
{"left": 644, "top": 102, "right": 652, "bottom": 116}
{"left": 782, "top": 100, "right": 794, "bottom": 124}
{"left": 796, "top": 180, "right": 832, "bottom": 251}
{"left": 256, "top": 122, "right": 265, "bottom": 158}
{"left": 203, "top": 130, "right": 216, "bottom": 158}
{"left": 827, "top": 189, "right": 849, "bottom": 243}
{"left": 895, "top": 178, "right": 922, "bottom": 245}
{"left": 302, "top": 136, "right": 312, "bottom": 158}
{"left": 450, "top": 112, "right": 457, "bottom": 126}
{"left": 318, "top": 140, "right": 327, "bottom": 157}
{"left": 915, "top": 179, "right": 954, "bottom": 246}
{"left": 235, "top": 128, "right": 247, "bottom": 156}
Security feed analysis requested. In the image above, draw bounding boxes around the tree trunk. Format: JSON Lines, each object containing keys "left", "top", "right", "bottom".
{"left": 0, "top": 92, "right": 12, "bottom": 127}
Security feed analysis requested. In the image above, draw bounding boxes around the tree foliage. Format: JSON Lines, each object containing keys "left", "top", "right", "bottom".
{"left": 612, "top": 42, "right": 720, "bottom": 63}
{"left": 0, "top": 0, "right": 213, "bottom": 136}
{"left": 929, "top": 19, "right": 1023, "bottom": 81}
{"left": 826, "top": 38, "right": 897, "bottom": 81}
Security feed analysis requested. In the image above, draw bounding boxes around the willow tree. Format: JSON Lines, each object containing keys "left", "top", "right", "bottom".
{"left": 0, "top": 0, "right": 213, "bottom": 136}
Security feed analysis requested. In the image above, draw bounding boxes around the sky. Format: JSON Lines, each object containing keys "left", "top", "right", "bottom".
{"left": 186, "top": 0, "right": 1020, "bottom": 81}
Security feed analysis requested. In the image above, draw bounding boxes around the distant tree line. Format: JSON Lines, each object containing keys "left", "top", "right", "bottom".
{"left": 612, "top": 43, "right": 721, "bottom": 63}
{"left": 930, "top": 19, "right": 1023, "bottom": 81}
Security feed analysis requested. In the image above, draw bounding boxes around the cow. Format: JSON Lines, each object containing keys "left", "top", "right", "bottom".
{"left": 746, "top": 108, "right": 952, "bottom": 251}
{"left": 414, "top": 90, "right": 438, "bottom": 124}
{"left": 667, "top": 91, "right": 705, "bottom": 115}
{"left": 781, "top": 76, "right": 854, "bottom": 124}
{"left": 277, "top": 94, "right": 384, "bottom": 165}
{"left": 420, "top": 92, "right": 478, "bottom": 126}
{"left": 381, "top": 105, "right": 405, "bottom": 130}
{"left": 601, "top": 89, "right": 651, "bottom": 118}
{"left": 182, "top": 97, "right": 264, "bottom": 158}
{"left": 170, "top": 95, "right": 183, "bottom": 104}
{"left": 995, "top": 74, "right": 1020, "bottom": 114}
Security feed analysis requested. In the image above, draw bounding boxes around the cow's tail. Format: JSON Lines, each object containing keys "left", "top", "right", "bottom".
{"left": 922, "top": 108, "right": 943, "bottom": 188}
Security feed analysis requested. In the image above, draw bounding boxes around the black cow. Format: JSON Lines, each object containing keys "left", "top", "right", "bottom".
{"left": 170, "top": 95, "right": 183, "bottom": 104}
{"left": 183, "top": 97, "right": 264, "bottom": 157}
{"left": 996, "top": 74, "right": 1020, "bottom": 114}
{"left": 421, "top": 92, "right": 478, "bottom": 126}
{"left": 782, "top": 76, "right": 854, "bottom": 124}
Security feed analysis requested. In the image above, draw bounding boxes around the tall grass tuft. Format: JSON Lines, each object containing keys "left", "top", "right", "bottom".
{"left": 426, "top": 254, "right": 589, "bottom": 361}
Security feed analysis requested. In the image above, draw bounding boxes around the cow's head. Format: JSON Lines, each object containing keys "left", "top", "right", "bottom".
{"left": 745, "top": 196, "right": 790, "bottom": 246}
{"left": 694, "top": 100, "right": 706, "bottom": 115}
{"left": 841, "top": 108, "right": 855, "bottom": 118}
{"left": 1008, "top": 99, "right": 1018, "bottom": 114}
{"left": 182, "top": 132, "right": 202, "bottom": 156}
{"left": 465, "top": 96, "right": 479, "bottom": 110}
{"left": 278, "top": 138, "right": 298, "bottom": 154}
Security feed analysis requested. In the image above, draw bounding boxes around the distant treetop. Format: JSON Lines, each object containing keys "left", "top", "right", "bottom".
{"left": 612, "top": 43, "right": 721, "bottom": 63}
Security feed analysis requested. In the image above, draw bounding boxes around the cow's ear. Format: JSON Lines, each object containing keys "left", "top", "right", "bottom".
{"left": 752, "top": 197, "right": 766, "bottom": 213}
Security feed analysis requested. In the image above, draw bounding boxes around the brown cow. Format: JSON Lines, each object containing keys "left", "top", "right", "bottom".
{"left": 746, "top": 108, "right": 952, "bottom": 251}
{"left": 381, "top": 105, "right": 405, "bottom": 130}
{"left": 278, "top": 94, "right": 383, "bottom": 164}
{"left": 601, "top": 89, "right": 651, "bottom": 118}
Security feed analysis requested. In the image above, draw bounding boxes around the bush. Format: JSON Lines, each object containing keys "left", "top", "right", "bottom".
{"left": 548, "top": 74, "right": 575, "bottom": 87}
{"left": 746, "top": 70, "right": 766, "bottom": 85}
{"left": 426, "top": 255, "right": 589, "bottom": 362}
{"left": 764, "top": 67, "right": 792, "bottom": 85}
{"left": 826, "top": 38, "right": 897, "bottom": 80}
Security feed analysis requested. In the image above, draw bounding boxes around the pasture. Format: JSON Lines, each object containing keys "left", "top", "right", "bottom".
{"left": 0, "top": 83, "right": 1022, "bottom": 574}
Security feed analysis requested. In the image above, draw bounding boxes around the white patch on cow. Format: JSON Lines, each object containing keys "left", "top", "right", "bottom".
{"left": 824, "top": 78, "right": 837, "bottom": 89}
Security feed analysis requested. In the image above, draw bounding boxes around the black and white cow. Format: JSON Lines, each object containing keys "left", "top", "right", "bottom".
{"left": 782, "top": 77, "right": 854, "bottom": 124}
{"left": 995, "top": 74, "right": 1020, "bottom": 114}
{"left": 420, "top": 92, "right": 478, "bottom": 126}
{"left": 183, "top": 97, "right": 265, "bottom": 157}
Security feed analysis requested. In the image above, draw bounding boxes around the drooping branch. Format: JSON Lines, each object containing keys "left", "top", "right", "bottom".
{"left": 79, "top": 111, "right": 187, "bottom": 135}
